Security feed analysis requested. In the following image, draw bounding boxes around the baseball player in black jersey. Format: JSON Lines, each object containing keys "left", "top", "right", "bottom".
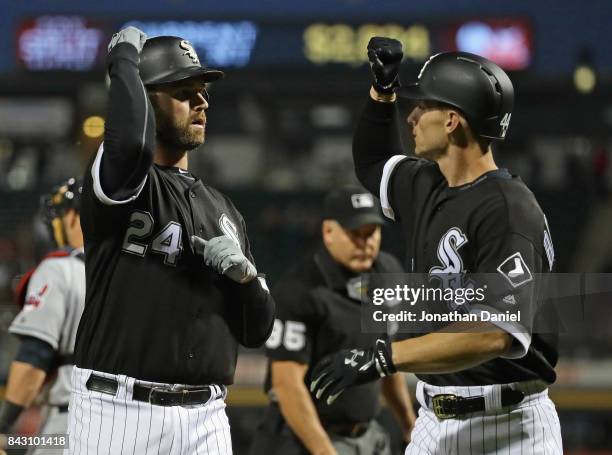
{"left": 250, "top": 186, "right": 415, "bottom": 455}
{"left": 310, "top": 39, "right": 562, "bottom": 454}
{"left": 0, "top": 179, "right": 85, "bottom": 455}
{"left": 66, "top": 27, "right": 275, "bottom": 454}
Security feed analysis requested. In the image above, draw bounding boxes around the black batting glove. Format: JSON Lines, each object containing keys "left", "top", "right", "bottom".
{"left": 310, "top": 339, "right": 396, "bottom": 405}
{"left": 367, "top": 37, "right": 403, "bottom": 94}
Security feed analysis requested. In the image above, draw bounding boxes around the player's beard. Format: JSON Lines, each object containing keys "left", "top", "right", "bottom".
{"left": 155, "top": 110, "right": 205, "bottom": 152}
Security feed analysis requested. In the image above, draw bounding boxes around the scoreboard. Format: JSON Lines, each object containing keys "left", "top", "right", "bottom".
{"left": 15, "top": 16, "right": 532, "bottom": 72}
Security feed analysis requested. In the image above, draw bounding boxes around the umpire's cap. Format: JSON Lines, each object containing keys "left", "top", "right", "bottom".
{"left": 139, "top": 36, "right": 224, "bottom": 86}
{"left": 323, "top": 186, "right": 384, "bottom": 230}
{"left": 396, "top": 52, "right": 514, "bottom": 141}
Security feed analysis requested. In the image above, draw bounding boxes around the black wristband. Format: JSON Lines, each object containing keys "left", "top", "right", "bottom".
{"left": 375, "top": 339, "right": 397, "bottom": 376}
{"left": 0, "top": 400, "right": 24, "bottom": 433}
{"left": 373, "top": 78, "right": 400, "bottom": 95}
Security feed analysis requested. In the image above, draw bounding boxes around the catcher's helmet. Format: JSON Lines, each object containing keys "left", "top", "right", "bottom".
{"left": 40, "top": 177, "right": 83, "bottom": 247}
{"left": 139, "top": 36, "right": 224, "bottom": 86}
{"left": 396, "top": 52, "right": 514, "bottom": 141}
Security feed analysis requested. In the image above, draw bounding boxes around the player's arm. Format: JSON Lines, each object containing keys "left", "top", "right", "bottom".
{"left": 96, "top": 27, "right": 155, "bottom": 203}
{"left": 192, "top": 223, "right": 275, "bottom": 348}
{"left": 392, "top": 209, "right": 545, "bottom": 373}
{"left": 310, "top": 328, "right": 512, "bottom": 405}
{"left": 353, "top": 38, "right": 443, "bottom": 222}
{"left": 311, "top": 229, "right": 539, "bottom": 404}
{"left": 386, "top": 236, "right": 528, "bottom": 370}
{"left": 220, "top": 275, "right": 276, "bottom": 348}
{"left": 2, "top": 258, "right": 69, "bottom": 429}
{"left": 380, "top": 373, "right": 416, "bottom": 443}
{"left": 352, "top": 37, "right": 404, "bottom": 195}
{"left": 272, "top": 361, "right": 337, "bottom": 455}
{"left": 390, "top": 323, "right": 512, "bottom": 373}
{"left": 0, "top": 337, "right": 56, "bottom": 432}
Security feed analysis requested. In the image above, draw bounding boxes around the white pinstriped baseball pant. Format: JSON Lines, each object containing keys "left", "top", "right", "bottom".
{"left": 64, "top": 367, "right": 232, "bottom": 455}
{"left": 405, "top": 380, "right": 563, "bottom": 455}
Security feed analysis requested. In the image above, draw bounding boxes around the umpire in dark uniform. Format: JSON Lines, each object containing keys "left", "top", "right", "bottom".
{"left": 249, "top": 186, "right": 415, "bottom": 455}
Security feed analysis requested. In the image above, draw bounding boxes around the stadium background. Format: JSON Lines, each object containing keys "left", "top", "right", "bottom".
{"left": 0, "top": 0, "right": 611, "bottom": 453}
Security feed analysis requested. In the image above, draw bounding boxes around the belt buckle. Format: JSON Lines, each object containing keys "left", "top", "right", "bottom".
{"left": 432, "top": 394, "right": 459, "bottom": 419}
{"left": 181, "top": 389, "right": 189, "bottom": 405}
{"left": 148, "top": 386, "right": 170, "bottom": 404}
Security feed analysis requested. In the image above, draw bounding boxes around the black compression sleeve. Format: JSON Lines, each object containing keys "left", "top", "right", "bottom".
{"left": 101, "top": 42, "right": 156, "bottom": 201}
{"left": 0, "top": 400, "right": 24, "bottom": 433}
{"left": 14, "top": 336, "right": 56, "bottom": 373}
{"left": 222, "top": 277, "right": 276, "bottom": 348}
{"left": 352, "top": 96, "right": 404, "bottom": 194}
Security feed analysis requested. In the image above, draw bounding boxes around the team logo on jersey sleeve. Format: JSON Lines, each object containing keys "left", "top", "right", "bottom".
{"left": 24, "top": 284, "right": 49, "bottom": 311}
{"left": 497, "top": 252, "right": 533, "bottom": 288}
{"left": 219, "top": 214, "right": 241, "bottom": 248}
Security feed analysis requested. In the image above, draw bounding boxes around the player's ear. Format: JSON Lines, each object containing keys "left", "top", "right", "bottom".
{"left": 444, "top": 110, "right": 462, "bottom": 134}
{"left": 322, "top": 220, "right": 335, "bottom": 246}
{"left": 447, "top": 111, "right": 469, "bottom": 147}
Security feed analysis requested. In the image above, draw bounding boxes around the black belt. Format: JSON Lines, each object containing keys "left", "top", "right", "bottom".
{"left": 85, "top": 374, "right": 220, "bottom": 407}
{"left": 325, "top": 421, "right": 370, "bottom": 438}
{"left": 426, "top": 388, "right": 525, "bottom": 419}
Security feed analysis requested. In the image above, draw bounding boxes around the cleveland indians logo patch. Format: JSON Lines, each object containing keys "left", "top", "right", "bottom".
{"left": 179, "top": 40, "right": 200, "bottom": 65}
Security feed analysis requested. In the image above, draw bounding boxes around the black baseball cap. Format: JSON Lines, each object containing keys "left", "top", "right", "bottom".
{"left": 323, "top": 186, "right": 384, "bottom": 230}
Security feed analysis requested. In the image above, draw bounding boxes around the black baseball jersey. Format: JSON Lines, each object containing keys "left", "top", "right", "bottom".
{"left": 264, "top": 246, "right": 404, "bottom": 425}
{"left": 353, "top": 97, "right": 558, "bottom": 386}
{"left": 74, "top": 42, "right": 274, "bottom": 385}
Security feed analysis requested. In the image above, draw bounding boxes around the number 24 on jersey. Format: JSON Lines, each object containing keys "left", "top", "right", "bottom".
{"left": 121, "top": 210, "right": 183, "bottom": 266}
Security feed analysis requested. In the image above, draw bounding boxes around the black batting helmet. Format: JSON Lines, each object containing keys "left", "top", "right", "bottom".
{"left": 139, "top": 36, "right": 224, "bottom": 87}
{"left": 396, "top": 52, "right": 514, "bottom": 141}
{"left": 40, "top": 177, "right": 83, "bottom": 247}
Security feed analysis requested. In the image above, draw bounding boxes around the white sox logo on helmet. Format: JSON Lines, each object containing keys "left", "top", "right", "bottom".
{"left": 179, "top": 40, "right": 200, "bottom": 65}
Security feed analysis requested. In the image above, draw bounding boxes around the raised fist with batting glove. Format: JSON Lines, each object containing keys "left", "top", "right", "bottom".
{"left": 192, "top": 234, "right": 258, "bottom": 284}
{"left": 108, "top": 26, "right": 148, "bottom": 54}
{"left": 310, "top": 339, "right": 396, "bottom": 405}
{"left": 367, "top": 37, "right": 403, "bottom": 94}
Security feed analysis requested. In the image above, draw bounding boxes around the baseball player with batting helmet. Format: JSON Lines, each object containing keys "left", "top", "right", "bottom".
{"left": 0, "top": 178, "right": 85, "bottom": 455}
{"left": 66, "top": 27, "right": 275, "bottom": 454}
{"left": 310, "top": 38, "right": 562, "bottom": 454}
